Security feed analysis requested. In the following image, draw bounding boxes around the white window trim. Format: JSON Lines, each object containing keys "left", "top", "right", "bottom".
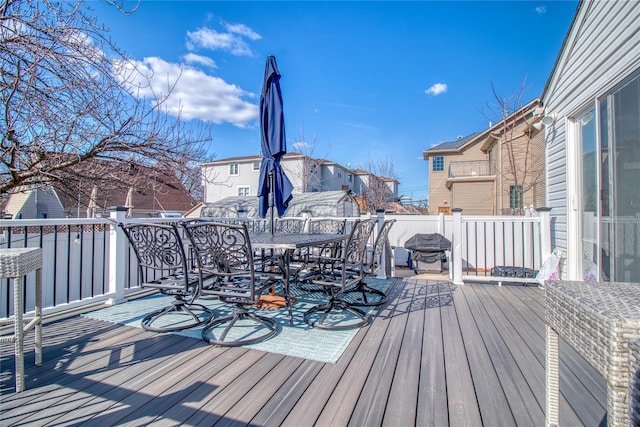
{"left": 237, "top": 185, "right": 250, "bottom": 197}
{"left": 566, "top": 114, "right": 581, "bottom": 280}
{"left": 229, "top": 163, "right": 239, "bottom": 176}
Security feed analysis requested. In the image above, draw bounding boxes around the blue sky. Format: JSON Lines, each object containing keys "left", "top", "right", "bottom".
{"left": 93, "top": 0, "right": 578, "bottom": 205}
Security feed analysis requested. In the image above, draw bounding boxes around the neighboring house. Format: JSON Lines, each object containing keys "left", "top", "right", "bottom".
{"left": 201, "top": 154, "right": 397, "bottom": 209}
{"left": 350, "top": 169, "right": 400, "bottom": 211}
{"left": 383, "top": 202, "right": 423, "bottom": 215}
{"left": 58, "top": 162, "right": 196, "bottom": 218}
{"left": 423, "top": 99, "right": 546, "bottom": 215}
{"left": 2, "top": 186, "right": 65, "bottom": 219}
{"left": 201, "top": 153, "right": 352, "bottom": 202}
{"left": 3, "top": 161, "right": 196, "bottom": 219}
{"left": 541, "top": 0, "right": 640, "bottom": 282}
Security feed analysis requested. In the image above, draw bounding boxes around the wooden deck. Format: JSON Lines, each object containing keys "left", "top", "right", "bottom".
{"left": 1, "top": 277, "right": 607, "bottom": 426}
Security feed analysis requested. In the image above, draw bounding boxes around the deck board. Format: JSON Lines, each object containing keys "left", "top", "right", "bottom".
{"left": 0, "top": 278, "right": 607, "bottom": 426}
{"left": 147, "top": 349, "right": 260, "bottom": 426}
{"left": 381, "top": 279, "right": 424, "bottom": 426}
{"left": 455, "top": 283, "right": 519, "bottom": 426}
{"left": 276, "top": 281, "right": 402, "bottom": 427}
{"left": 472, "top": 284, "right": 547, "bottom": 425}
{"left": 313, "top": 280, "right": 404, "bottom": 426}
{"left": 415, "top": 280, "right": 449, "bottom": 427}
{"left": 492, "top": 284, "right": 607, "bottom": 426}
{"left": 442, "top": 282, "right": 483, "bottom": 426}
{"left": 350, "top": 276, "right": 416, "bottom": 426}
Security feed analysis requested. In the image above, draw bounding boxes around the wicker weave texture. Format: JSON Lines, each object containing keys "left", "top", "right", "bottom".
{"left": 629, "top": 340, "right": 640, "bottom": 424}
{"left": 0, "top": 248, "right": 42, "bottom": 278}
{"left": 545, "top": 281, "right": 640, "bottom": 426}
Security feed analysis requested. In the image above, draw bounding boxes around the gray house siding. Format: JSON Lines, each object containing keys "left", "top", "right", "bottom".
{"left": 4, "top": 188, "right": 65, "bottom": 219}
{"left": 543, "top": 0, "right": 640, "bottom": 279}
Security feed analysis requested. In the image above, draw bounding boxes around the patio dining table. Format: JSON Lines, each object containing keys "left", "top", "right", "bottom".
{"left": 249, "top": 232, "right": 349, "bottom": 325}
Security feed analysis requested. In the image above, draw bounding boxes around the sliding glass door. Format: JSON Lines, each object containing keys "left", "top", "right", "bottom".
{"left": 579, "top": 70, "right": 640, "bottom": 282}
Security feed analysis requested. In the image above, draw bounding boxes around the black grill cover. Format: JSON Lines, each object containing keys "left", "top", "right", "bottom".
{"left": 404, "top": 233, "right": 451, "bottom": 264}
{"left": 404, "top": 233, "right": 451, "bottom": 252}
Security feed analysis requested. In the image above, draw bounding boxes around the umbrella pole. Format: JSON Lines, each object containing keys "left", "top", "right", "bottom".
{"left": 269, "top": 171, "right": 275, "bottom": 235}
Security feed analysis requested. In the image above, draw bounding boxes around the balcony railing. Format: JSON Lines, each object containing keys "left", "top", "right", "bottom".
{"left": 0, "top": 208, "right": 552, "bottom": 320}
{"left": 448, "top": 160, "right": 495, "bottom": 178}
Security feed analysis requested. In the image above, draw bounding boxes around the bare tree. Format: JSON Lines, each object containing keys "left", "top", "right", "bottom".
{"left": 290, "top": 128, "right": 329, "bottom": 192}
{"left": 361, "top": 155, "right": 398, "bottom": 213}
{"left": 0, "top": 0, "right": 211, "bottom": 201}
{"left": 174, "top": 153, "right": 218, "bottom": 203}
{"left": 483, "top": 81, "right": 545, "bottom": 215}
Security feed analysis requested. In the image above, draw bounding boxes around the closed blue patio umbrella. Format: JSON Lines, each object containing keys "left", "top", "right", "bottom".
{"left": 258, "top": 55, "right": 293, "bottom": 233}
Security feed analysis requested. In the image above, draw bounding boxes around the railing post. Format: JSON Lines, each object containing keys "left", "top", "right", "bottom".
{"left": 438, "top": 211, "right": 445, "bottom": 235}
{"left": 537, "top": 207, "right": 552, "bottom": 265}
{"left": 452, "top": 208, "right": 463, "bottom": 285}
{"left": 107, "top": 207, "right": 128, "bottom": 305}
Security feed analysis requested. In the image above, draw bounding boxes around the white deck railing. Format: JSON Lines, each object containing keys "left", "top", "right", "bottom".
{"left": 0, "top": 208, "right": 552, "bottom": 320}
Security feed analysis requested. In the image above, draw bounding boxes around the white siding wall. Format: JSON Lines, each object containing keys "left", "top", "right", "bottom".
{"left": 202, "top": 160, "right": 262, "bottom": 202}
{"left": 202, "top": 156, "right": 352, "bottom": 203}
{"left": 542, "top": 0, "right": 640, "bottom": 278}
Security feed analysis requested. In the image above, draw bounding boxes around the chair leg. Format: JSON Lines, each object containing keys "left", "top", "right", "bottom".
{"left": 142, "top": 298, "right": 212, "bottom": 333}
{"left": 341, "top": 281, "right": 387, "bottom": 307}
{"left": 202, "top": 306, "right": 278, "bottom": 347}
{"left": 303, "top": 297, "right": 369, "bottom": 330}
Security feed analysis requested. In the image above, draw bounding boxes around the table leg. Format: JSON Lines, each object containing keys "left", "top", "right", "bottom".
{"left": 35, "top": 267, "right": 42, "bottom": 365}
{"left": 546, "top": 323, "right": 560, "bottom": 427}
{"left": 14, "top": 276, "right": 25, "bottom": 393}
{"left": 283, "top": 250, "right": 293, "bottom": 326}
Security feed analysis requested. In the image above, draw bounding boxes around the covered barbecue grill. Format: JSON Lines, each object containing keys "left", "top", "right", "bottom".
{"left": 404, "top": 233, "right": 451, "bottom": 273}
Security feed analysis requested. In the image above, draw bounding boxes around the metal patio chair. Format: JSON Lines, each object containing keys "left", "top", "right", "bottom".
{"left": 296, "top": 218, "right": 348, "bottom": 291}
{"left": 301, "top": 219, "right": 376, "bottom": 330}
{"left": 341, "top": 219, "right": 396, "bottom": 307}
{"left": 274, "top": 217, "right": 308, "bottom": 233}
{"left": 120, "top": 222, "right": 213, "bottom": 333}
{"left": 182, "top": 221, "right": 280, "bottom": 346}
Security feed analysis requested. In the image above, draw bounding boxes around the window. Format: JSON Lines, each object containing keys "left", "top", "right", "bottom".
{"left": 432, "top": 156, "right": 444, "bottom": 172}
{"left": 509, "top": 185, "right": 523, "bottom": 209}
{"left": 229, "top": 163, "right": 239, "bottom": 175}
{"left": 237, "top": 186, "right": 250, "bottom": 196}
{"left": 252, "top": 161, "right": 260, "bottom": 171}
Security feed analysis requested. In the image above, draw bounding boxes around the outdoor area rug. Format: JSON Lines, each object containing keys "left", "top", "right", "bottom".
{"left": 82, "top": 278, "right": 392, "bottom": 364}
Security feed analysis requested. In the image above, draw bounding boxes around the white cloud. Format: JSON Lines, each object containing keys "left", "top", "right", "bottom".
{"left": 425, "top": 83, "right": 448, "bottom": 96}
{"left": 183, "top": 53, "right": 217, "bottom": 68}
{"left": 291, "top": 140, "right": 308, "bottom": 151}
{"left": 535, "top": 6, "right": 547, "bottom": 14}
{"left": 115, "top": 57, "right": 258, "bottom": 127}
{"left": 222, "top": 22, "right": 261, "bottom": 40}
{"left": 186, "top": 22, "right": 261, "bottom": 56}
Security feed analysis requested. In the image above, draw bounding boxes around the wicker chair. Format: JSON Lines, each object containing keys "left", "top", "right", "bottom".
{"left": 120, "top": 223, "right": 213, "bottom": 333}
{"left": 182, "top": 221, "right": 280, "bottom": 346}
{"left": 301, "top": 219, "right": 376, "bottom": 330}
{"left": 341, "top": 219, "right": 396, "bottom": 307}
